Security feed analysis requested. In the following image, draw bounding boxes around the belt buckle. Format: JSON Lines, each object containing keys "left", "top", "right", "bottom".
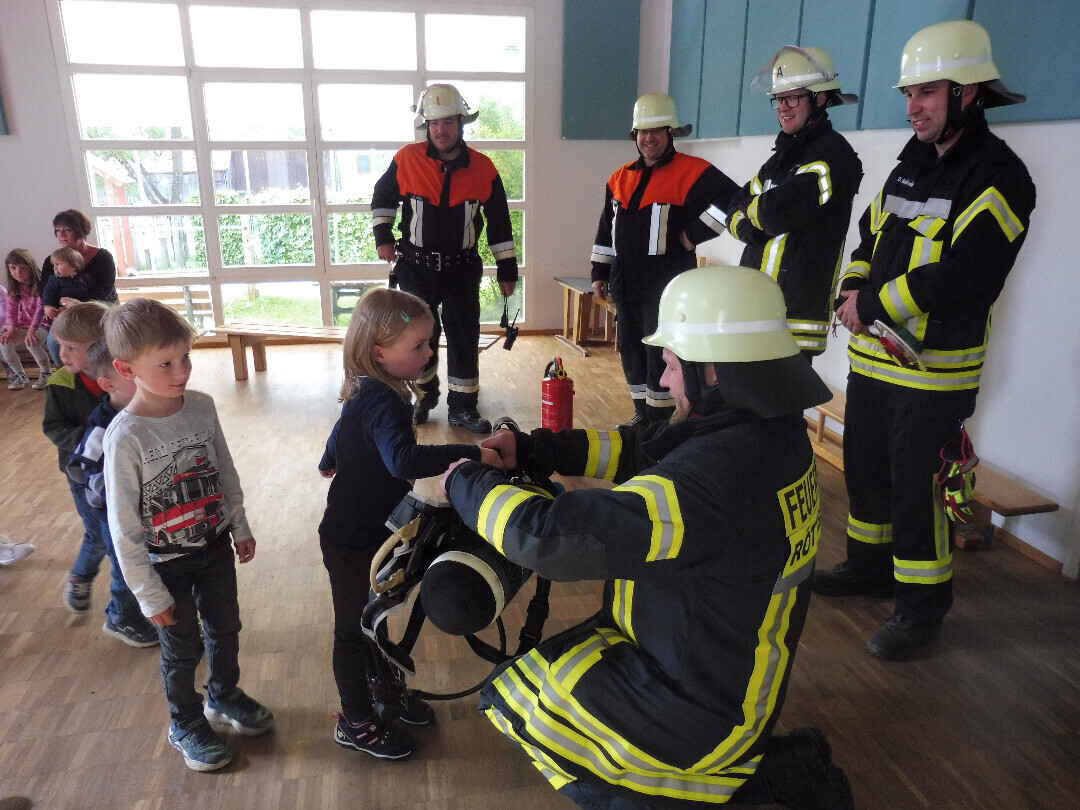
{"left": 433, "top": 251, "right": 441, "bottom": 272}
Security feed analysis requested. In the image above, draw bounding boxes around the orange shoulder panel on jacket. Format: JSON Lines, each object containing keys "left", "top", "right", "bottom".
{"left": 394, "top": 143, "right": 497, "bottom": 206}
{"left": 608, "top": 152, "right": 711, "bottom": 209}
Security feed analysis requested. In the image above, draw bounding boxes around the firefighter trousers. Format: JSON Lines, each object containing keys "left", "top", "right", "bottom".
{"left": 842, "top": 373, "right": 974, "bottom": 621}
{"left": 394, "top": 257, "right": 483, "bottom": 414}
{"left": 614, "top": 298, "right": 674, "bottom": 421}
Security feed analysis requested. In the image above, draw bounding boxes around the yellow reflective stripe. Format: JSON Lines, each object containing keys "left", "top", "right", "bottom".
{"left": 584, "top": 430, "right": 622, "bottom": 480}
{"left": 847, "top": 335, "right": 985, "bottom": 391}
{"left": 869, "top": 191, "right": 890, "bottom": 232}
{"left": 847, "top": 515, "right": 892, "bottom": 545}
{"left": 750, "top": 175, "right": 763, "bottom": 195}
{"left": 611, "top": 579, "right": 636, "bottom": 645}
{"left": 909, "top": 215, "right": 946, "bottom": 238}
{"left": 880, "top": 274, "right": 922, "bottom": 322}
{"left": 788, "top": 320, "right": 829, "bottom": 352}
{"left": 931, "top": 476, "right": 951, "bottom": 561}
{"left": 492, "top": 640, "right": 754, "bottom": 801}
{"left": 693, "top": 588, "right": 798, "bottom": 773}
{"left": 486, "top": 706, "right": 576, "bottom": 789}
{"left": 952, "top": 186, "right": 1025, "bottom": 245}
{"left": 759, "top": 234, "right": 786, "bottom": 281}
{"left": 728, "top": 209, "right": 746, "bottom": 238}
{"left": 795, "top": 160, "right": 832, "bottom": 204}
{"left": 894, "top": 553, "right": 953, "bottom": 585}
{"left": 908, "top": 233, "right": 943, "bottom": 272}
{"left": 477, "top": 485, "right": 543, "bottom": 554}
{"left": 747, "top": 194, "right": 762, "bottom": 229}
{"left": 612, "top": 475, "right": 684, "bottom": 561}
{"left": 841, "top": 259, "right": 870, "bottom": 285}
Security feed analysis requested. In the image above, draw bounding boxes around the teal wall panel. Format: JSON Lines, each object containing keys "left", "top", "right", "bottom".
{"left": 972, "top": 0, "right": 1080, "bottom": 123}
{"left": 669, "top": 0, "right": 707, "bottom": 137}
{"left": 561, "top": 0, "right": 640, "bottom": 140}
{"left": 697, "top": 0, "right": 747, "bottom": 138}
{"left": 860, "top": 0, "right": 969, "bottom": 131}
{"left": 738, "top": 0, "right": 802, "bottom": 136}
{"left": 799, "top": 0, "right": 872, "bottom": 132}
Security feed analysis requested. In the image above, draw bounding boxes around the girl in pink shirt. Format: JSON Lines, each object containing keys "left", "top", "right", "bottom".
{"left": 1, "top": 249, "right": 53, "bottom": 390}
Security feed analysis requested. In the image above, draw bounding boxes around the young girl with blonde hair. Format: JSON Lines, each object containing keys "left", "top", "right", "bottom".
{"left": 1, "top": 248, "right": 53, "bottom": 390}
{"left": 317, "top": 287, "right": 499, "bottom": 760}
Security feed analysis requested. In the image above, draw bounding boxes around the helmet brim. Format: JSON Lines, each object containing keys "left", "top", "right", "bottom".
{"left": 416, "top": 111, "right": 480, "bottom": 130}
{"left": 980, "top": 79, "right": 1025, "bottom": 108}
{"left": 628, "top": 123, "right": 693, "bottom": 139}
{"left": 711, "top": 356, "right": 833, "bottom": 419}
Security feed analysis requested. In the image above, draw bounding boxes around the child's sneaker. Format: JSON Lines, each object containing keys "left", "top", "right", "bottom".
{"left": 0, "top": 539, "right": 35, "bottom": 565}
{"left": 62, "top": 574, "right": 92, "bottom": 612}
{"left": 7, "top": 372, "right": 28, "bottom": 391}
{"left": 399, "top": 691, "right": 436, "bottom": 725}
{"left": 204, "top": 688, "right": 274, "bottom": 736}
{"left": 102, "top": 619, "right": 160, "bottom": 648}
{"left": 333, "top": 713, "right": 413, "bottom": 759}
{"left": 31, "top": 367, "right": 51, "bottom": 390}
{"left": 168, "top": 716, "right": 232, "bottom": 772}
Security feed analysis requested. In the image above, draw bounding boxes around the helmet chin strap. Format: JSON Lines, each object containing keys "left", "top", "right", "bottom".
{"left": 680, "top": 359, "right": 726, "bottom": 415}
{"left": 936, "top": 83, "right": 983, "bottom": 145}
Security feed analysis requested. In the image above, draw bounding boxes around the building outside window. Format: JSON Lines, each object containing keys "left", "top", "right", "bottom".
{"left": 48, "top": 1, "right": 528, "bottom": 328}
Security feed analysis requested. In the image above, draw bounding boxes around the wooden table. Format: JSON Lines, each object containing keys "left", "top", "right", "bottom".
{"left": 554, "top": 276, "right": 616, "bottom": 357}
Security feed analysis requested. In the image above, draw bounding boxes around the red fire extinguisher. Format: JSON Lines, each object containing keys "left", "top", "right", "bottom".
{"left": 541, "top": 357, "right": 574, "bottom": 431}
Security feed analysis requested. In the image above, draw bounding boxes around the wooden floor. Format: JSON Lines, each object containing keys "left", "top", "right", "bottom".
{"left": 1, "top": 336, "right": 1078, "bottom": 809}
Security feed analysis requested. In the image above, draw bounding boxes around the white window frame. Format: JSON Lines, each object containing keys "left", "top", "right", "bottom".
{"left": 46, "top": 0, "right": 532, "bottom": 327}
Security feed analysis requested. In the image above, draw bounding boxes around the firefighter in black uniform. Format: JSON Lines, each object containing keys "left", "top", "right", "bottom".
{"left": 728, "top": 46, "right": 863, "bottom": 361}
{"left": 591, "top": 93, "right": 739, "bottom": 429}
{"left": 372, "top": 84, "right": 518, "bottom": 433}
{"left": 815, "top": 21, "right": 1037, "bottom": 661}
{"left": 441, "top": 266, "right": 853, "bottom": 809}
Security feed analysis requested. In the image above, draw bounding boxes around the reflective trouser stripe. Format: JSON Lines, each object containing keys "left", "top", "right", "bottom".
{"left": 848, "top": 515, "right": 892, "bottom": 545}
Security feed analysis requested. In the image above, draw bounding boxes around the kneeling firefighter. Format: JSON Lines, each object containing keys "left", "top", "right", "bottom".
{"left": 441, "top": 266, "right": 854, "bottom": 809}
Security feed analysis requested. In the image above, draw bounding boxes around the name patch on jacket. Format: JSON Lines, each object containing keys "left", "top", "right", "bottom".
{"left": 774, "top": 461, "right": 820, "bottom": 592}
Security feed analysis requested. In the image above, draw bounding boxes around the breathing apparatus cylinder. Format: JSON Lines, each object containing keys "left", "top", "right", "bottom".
{"left": 420, "top": 541, "right": 534, "bottom": 635}
{"left": 541, "top": 357, "right": 574, "bottom": 431}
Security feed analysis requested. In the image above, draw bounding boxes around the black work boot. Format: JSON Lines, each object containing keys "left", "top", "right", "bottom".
{"left": 867, "top": 613, "right": 942, "bottom": 661}
{"left": 413, "top": 397, "right": 437, "bottom": 425}
{"left": 812, "top": 561, "right": 893, "bottom": 598}
{"left": 447, "top": 408, "right": 492, "bottom": 434}
{"left": 760, "top": 728, "right": 855, "bottom": 810}
{"left": 615, "top": 413, "right": 651, "bottom": 431}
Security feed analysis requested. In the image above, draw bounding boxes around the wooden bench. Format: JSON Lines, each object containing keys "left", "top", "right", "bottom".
{"left": 117, "top": 286, "right": 213, "bottom": 330}
{"left": 214, "top": 323, "right": 346, "bottom": 381}
{"left": 806, "top": 387, "right": 1060, "bottom": 550}
{"left": 807, "top": 387, "right": 846, "bottom": 470}
{"left": 554, "top": 276, "right": 618, "bottom": 357}
{"left": 213, "top": 322, "right": 500, "bottom": 381}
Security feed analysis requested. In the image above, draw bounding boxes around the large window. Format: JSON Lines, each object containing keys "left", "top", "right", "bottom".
{"left": 50, "top": 1, "right": 528, "bottom": 327}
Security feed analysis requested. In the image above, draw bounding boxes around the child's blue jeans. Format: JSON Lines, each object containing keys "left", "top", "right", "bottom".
{"left": 153, "top": 533, "right": 242, "bottom": 725}
{"left": 69, "top": 482, "right": 144, "bottom": 626}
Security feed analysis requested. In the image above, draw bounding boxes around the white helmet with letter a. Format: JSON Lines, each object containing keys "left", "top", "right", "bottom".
{"left": 750, "top": 45, "right": 858, "bottom": 106}
{"left": 643, "top": 265, "right": 832, "bottom": 418}
{"left": 413, "top": 83, "right": 480, "bottom": 129}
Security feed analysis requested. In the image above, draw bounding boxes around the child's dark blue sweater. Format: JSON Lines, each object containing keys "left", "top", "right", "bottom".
{"left": 318, "top": 377, "right": 481, "bottom": 551}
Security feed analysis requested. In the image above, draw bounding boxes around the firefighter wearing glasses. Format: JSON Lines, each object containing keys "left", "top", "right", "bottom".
{"left": 442, "top": 266, "right": 853, "bottom": 809}
{"left": 591, "top": 93, "right": 739, "bottom": 429}
{"left": 816, "top": 21, "right": 1036, "bottom": 661}
{"left": 372, "top": 84, "right": 518, "bottom": 434}
{"left": 727, "top": 46, "right": 863, "bottom": 360}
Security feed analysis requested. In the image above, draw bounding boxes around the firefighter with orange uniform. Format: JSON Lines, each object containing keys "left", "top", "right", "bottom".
{"left": 590, "top": 93, "right": 739, "bottom": 429}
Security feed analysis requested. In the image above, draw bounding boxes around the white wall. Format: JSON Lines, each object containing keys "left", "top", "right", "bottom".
{"left": 4, "top": 0, "right": 1076, "bottom": 572}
